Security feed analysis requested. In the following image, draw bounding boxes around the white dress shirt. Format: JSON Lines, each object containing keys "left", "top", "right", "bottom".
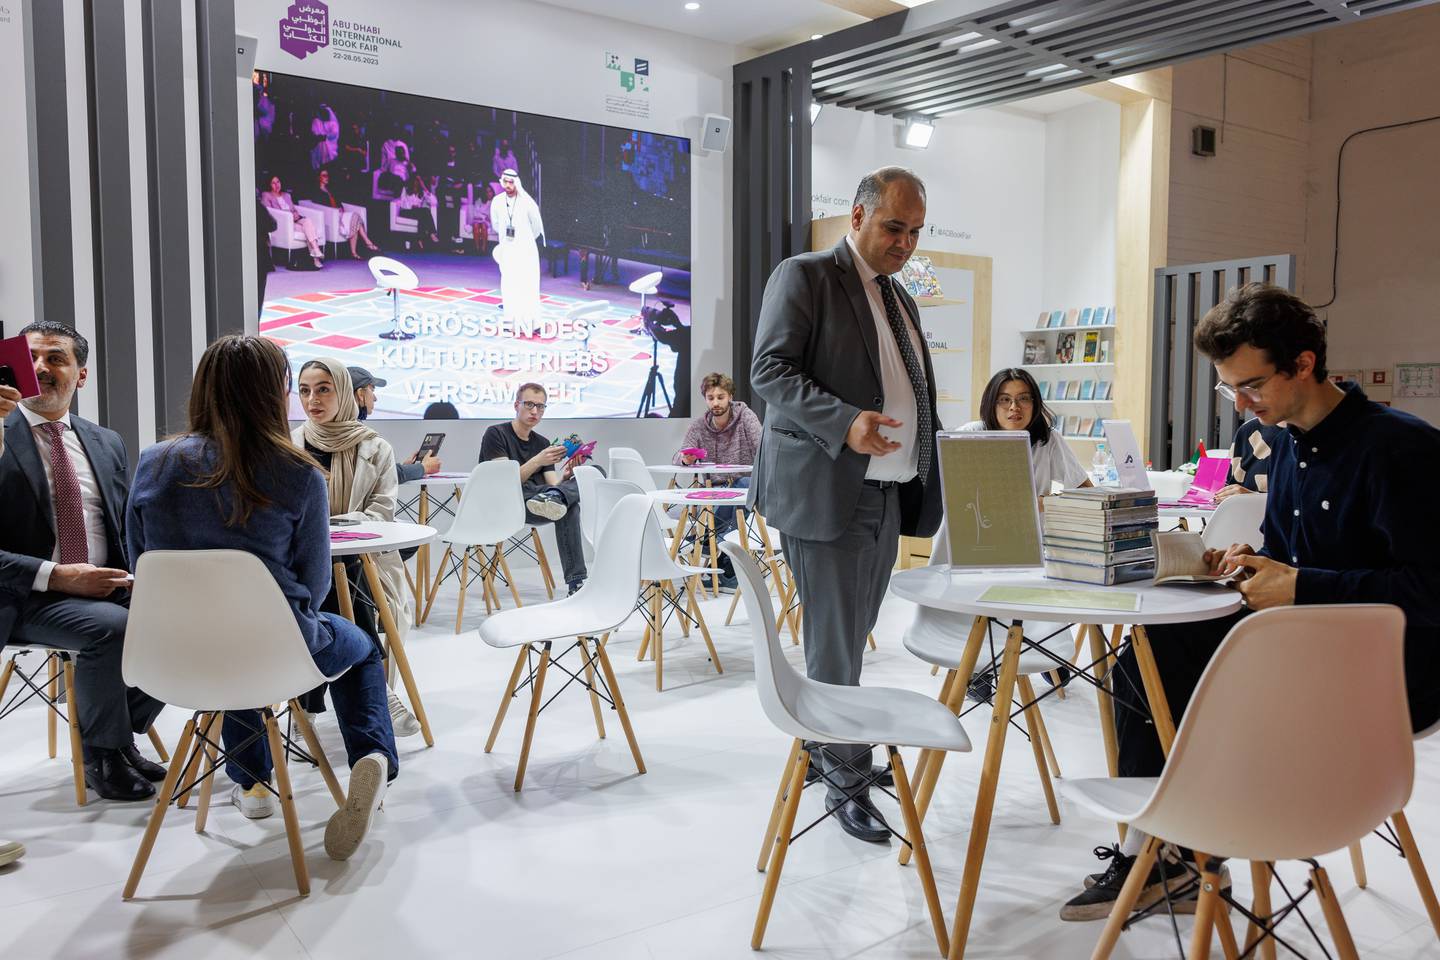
{"left": 847, "top": 235, "right": 924, "bottom": 483}
{"left": 20, "top": 405, "right": 109, "bottom": 591}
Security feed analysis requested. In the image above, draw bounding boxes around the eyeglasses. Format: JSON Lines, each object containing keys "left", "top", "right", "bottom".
{"left": 519, "top": 400, "right": 547, "bottom": 412}
{"left": 995, "top": 395, "right": 1034, "bottom": 409}
{"left": 1214, "top": 375, "right": 1271, "bottom": 404}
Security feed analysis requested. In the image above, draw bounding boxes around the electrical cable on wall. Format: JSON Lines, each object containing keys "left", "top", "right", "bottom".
{"left": 1315, "top": 113, "right": 1440, "bottom": 308}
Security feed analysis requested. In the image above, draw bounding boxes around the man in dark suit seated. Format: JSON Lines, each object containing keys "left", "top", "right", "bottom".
{"left": 0, "top": 322, "right": 165, "bottom": 801}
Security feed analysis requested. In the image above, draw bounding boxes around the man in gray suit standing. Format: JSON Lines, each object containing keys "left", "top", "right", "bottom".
{"left": 750, "top": 167, "right": 943, "bottom": 843}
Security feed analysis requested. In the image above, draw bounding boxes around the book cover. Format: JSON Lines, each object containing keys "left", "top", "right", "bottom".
{"left": 1065, "top": 380, "right": 1081, "bottom": 400}
{"left": 898, "top": 255, "right": 944, "bottom": 299}
{"left": 1077, "top": 417, "right": 1096, "bottom": 437}
{"left": 1039, "top": 381, "right": 1052, "bottom": 400}
{"left": 1079, "top": 380, "right": 1095, "bottom": 400}
{"left": 1078, "top": 307, "right": 1093, "bottom": 327}
{"left": 1023, "top": 338, "right": 1048, "bottom": 364}
{"left": 1097, "top": 379, "right": 1112, "bottom": 400}
{"left": 1057, "top": 332, "right": 1076, "bottom": 363}
{"left": 1091, "top": 419, "right": 1106, "bottom": 437}
{"left": 1093, "top": 306, "right": 1109, "bottom": 325}
{"left": 1066, "top": 307, "right": 1080, "bottom": 327}
{"left": 1044, "top": 558, "right": 1155, "bottom": 585}
{"left": 1054, "top": 379, "right": 1068, "bottom": 400}
{"left": 1058, "top": 415, "right": 1074, "bottom": 436}
{"left": 1037, "top": 310, "right": 1051, "bottom": 329}
{"left": 936, "top": 431, "right": 1043, "bottom": 568}
{"left": 1098, "top": 339, "right": 1112, "bottom": 363}
{"left": 1049, "top": 309, "right": 1065, "bottom": 328}
{"left": 1082, "top": 330, "right": 1100, "bottom": 363}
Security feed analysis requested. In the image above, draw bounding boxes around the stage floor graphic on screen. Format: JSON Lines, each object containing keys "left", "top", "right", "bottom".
{"left": 255, "top": 70, "right": 692, "bottom": 418}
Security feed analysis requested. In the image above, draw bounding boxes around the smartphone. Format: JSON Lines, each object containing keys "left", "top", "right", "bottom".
{"left": 414, "top": 432, "right": 445, "bottom": 460}
{"left": 0, "top": 365, "right": 15, "bottom": 390}
{"left": 331, "top": 517, "right": 359, "bottom": 526}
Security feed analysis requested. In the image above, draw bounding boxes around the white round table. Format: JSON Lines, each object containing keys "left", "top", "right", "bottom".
{"left": 397, "top": 472, "right": 471, "bottom": 492}
{"left": 647, "top": 488, "right": 749, "bottom": 594}
{"left": 1159, "top": 503, "right": 1214, "bottom": 531}
{"left": 890, "top": 565, "right": 1242, "bottom": 956}
{"left": 647, "top": 488, "right": 748, "bottom": 507}
{"left": 647, "top": 463, "right": 753, "bottom": 478}
{"left": 329, "top": 521, "right": 437, "bottom": 746}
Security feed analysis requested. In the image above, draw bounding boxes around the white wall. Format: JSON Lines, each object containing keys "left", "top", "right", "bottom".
{"left": 238, "top": 0, "right": 744, "bottom": 463}
{"left": 810, "top": 98, "right": 1119, "bottom": 393}
{"left": 1041, "top": 100, "right": 1119, "bottom": 314}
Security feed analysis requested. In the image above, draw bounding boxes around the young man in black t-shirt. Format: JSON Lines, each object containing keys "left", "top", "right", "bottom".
{"left": 479, "top": 383, "right": 587, "bottom": 593}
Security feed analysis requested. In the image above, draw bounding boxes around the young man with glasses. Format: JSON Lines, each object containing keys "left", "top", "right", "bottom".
{"left": 1061, "top": 282, "right": 1440, "bottom": 920}
{"left": 479, "top": 383, "right": 587, "bottom": 594}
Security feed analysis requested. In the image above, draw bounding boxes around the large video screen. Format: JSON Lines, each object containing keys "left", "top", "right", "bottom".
{"left": 254, "top": 71, "right": 692, "bottom": 419}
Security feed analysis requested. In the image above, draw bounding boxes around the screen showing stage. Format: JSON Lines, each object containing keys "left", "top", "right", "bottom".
{"left": 254, "top": 70, "right": 692, "bottom": 419}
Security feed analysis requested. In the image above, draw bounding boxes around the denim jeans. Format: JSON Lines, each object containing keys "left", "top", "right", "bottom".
{"left": 222, "top": 612, "right": 399, "bottom": 788}
{"left": 525, "top": 476, "right": 588, "bottom": 587}
{"left": 711, "top": 476, "right": 751, "bottom": 538}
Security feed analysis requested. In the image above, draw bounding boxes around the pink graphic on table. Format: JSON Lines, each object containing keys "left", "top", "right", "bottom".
{"left": 1161, "top": 457, "right": 1228, "bottom": 508}
{"left": 685, "top": 490, "right": 746, "bottom": 501}
{"left": 330, "top": 530, "right": 382, "bottom": 542}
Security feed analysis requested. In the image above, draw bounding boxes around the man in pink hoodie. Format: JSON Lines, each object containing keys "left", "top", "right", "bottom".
{"left": 672, "top": 373, "right": 761, "bottom": 590}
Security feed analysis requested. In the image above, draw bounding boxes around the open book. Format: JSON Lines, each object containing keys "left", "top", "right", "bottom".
{"left": 1152, "top": 531, "right": 1232, "bottom": 585}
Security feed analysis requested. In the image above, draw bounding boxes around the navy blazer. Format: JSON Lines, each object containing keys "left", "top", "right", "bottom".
{"left": 0, "top": 408, "right": 130, "bottom": 645}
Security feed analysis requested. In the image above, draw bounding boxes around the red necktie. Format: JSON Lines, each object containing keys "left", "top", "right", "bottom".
{"left": 42, "top": 421, "right": 89, "bottom": 565}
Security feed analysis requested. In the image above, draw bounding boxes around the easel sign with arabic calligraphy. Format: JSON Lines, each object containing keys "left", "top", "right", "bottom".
{"left": 935, "top": 431, "right": 1042, "bottom": 569}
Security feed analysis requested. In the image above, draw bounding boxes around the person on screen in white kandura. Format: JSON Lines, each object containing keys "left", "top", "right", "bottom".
{"left": 490, "top": 168, "right": 545, "bottom": 322}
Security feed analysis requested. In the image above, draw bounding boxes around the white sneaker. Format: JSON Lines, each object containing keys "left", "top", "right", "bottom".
{"left": 388, "top": 690, "right": 422, "bottom": 738}
{"left": 0, "top": 840, "right": 25, "bottom": 867}
{"left": 231, "top": 782, "right": 275, "bottom": 819}
{"left": 325, "top": 753, "right": 388, "bottom": 861}
{"left": 526, "top": 492, "right": 569, "bottom": 521}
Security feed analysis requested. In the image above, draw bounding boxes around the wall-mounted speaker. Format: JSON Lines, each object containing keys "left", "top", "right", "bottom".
{"left": 701, "top": 114, "right": 731, "bottom": 153}
{"left": 1192, "top": 124, "right": 1217, "bottom": 157}
{"left": 236, "top": 33, "right": 258, "bottom": 78}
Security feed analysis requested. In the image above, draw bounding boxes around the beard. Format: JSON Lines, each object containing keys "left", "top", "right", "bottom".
{"left": 22, "top": 382, "right": 69, "bottom": 416}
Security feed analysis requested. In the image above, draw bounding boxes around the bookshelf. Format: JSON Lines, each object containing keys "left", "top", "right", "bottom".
{"left": 1020, "top": 312, "right": 1117, "bottom": 454}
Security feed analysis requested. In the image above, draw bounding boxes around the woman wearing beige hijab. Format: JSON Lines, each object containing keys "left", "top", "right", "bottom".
{"left": 293, "top": 358, "right": 421, "bottom": 737}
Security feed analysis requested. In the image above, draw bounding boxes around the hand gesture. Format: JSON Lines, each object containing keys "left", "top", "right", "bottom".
{"left": 1213, "top": 484, "right": 1252, "bottom": 503}
{"left": 1232, "top": 555, "right": 1298, "bottom": 610}
{"left": 1202, "top": 542, "right": 1256, "bottom": 578}
{"left": 679, "top": 451, "right": 698, "bottom": 466}
{"left": 51, "top": 564, "right": 132, "bottom": 598}
{"left": 421, "top": 455, "right": 441, "bottom": 476}
{"left": 530, "top": 445, "right": 566, "bottom": 470}
{"left": 0, "top": 384, "right": 19, "bottom": 421}
{"left": 845, "top": 411, "right": 903, "bottom": 457}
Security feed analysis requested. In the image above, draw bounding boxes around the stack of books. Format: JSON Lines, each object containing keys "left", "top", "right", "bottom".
{"left": 1042, "top": 488, "right": 1159, "bottom": 584}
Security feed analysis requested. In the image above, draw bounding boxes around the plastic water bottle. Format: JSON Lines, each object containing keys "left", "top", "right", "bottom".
{"left": 1091, "top": 443, "right": 1114, "bottom": 486}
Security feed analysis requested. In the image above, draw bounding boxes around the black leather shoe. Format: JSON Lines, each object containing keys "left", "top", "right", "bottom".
{"left": 827, "top": 795, "right": 892, "bottom": 844}
{"left": 806, "top": 756, "right": 894, "bottom": 788}
{"left": 84, "top": 749, "right": 157, "bottom": 802}
{"left": 120, "top": 743, "right": 168, "bottom": 783}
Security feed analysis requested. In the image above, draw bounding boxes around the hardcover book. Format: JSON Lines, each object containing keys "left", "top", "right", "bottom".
{"left": 1082, "top": 330, "right": 1101, "bottom": 363}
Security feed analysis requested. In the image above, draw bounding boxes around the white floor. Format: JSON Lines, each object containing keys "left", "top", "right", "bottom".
{"left": 3, "top": 558, "right": 1439, "bottom": 960}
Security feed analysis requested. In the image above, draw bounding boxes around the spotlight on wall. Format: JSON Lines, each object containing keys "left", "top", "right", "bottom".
{"left": 901, "top": 117, "right": 934, "bottom": 150}
{"left": 809, "top": 101, "right": 822, "bottom": 125}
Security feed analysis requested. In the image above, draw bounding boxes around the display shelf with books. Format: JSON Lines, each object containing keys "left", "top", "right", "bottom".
{"left": 1022, "top": 305, "right": 1117, "bottom": 454}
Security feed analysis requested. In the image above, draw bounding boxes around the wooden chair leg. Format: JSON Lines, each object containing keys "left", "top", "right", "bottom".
{"left": 724, "top": 580, "right": 743, "bottom": 625}
{"left": 1186, "top": 858, "right": 1223, "bottom": 960}
{"left": 123, "top": 715, "right": 198, "bottom": 899}
{"left": 487, "top": 646, "right": 531, "bottom": 752}
{"left": 146, "top": 725, "right": 170, "bottom": 763}
{"left": 495, "top": 544, "right": 523, "bottom": 608}
{"left": 1311, "top": 864, "right": 1360, "bottom": 960}
{"left": 577, "top": 638, "right": 606, "bottom": 740}
{"left": 594, "top": 640, "right": 645, "bottom": 775}
{"left": 292, "top": 701, "right": 346, "bottom": 808}
{"left": 1091, "top": 836, "right": 1161, "bottom": 960}
{"left": 193, "top": 711, "right": 222, "bottom": 833}
{"left": 1246, "top": 861, "right": 1278, "bottom": 960}
{"left": 689, "top": 580, "right": 723, "bottom": 675}
{"left": 48, "top": 655, "right": 59, "bottom": 759}
{"left": 752, "top": 747, "right": 809, "bottom": 950}
{"left": 1032, "top": 693, "right": 1062, "bottom": 779}
{"left": 263, "top": 711, "right": 310, "bottom": 896}
{"left": 671, "top": 581, "right": 690, "bottom": 638}
{"left": 891, "top": 746, "right": 951, "bottom": 957}
{"left": 62, "top": 659, "right": 86, "bottom": 806}
{"left": 513, "top": 645, "right": 551, "bottom": 791}
{"left": 531, "top": 528, "right": 556, "bottom": 599}
{"left": 420, "top": 545, "right": 453, "bottom": 624}
{"left": 1348, "top": 841, "right": 1368, "bottom": 889}
{"left": 756, "top": 739, "right": 802, "bottom": 872}
{"left": 652, "top": 586, "right": 665, "bottom": 692}
{"left": 867, "top": 632, "right": 877, "bottom": 651}
{"left": 0, "top": 657, "right": 13, "bottom": 704}
{"left": 1392, "top": 809, "right": 1440, "bottom": 940}
{"left": 455, "top": 547, "right": 472, "bottom": 633}
{"left": 177, "top": 712, "right": 221, "bottom": 809}
{"left": 1016, "top": 676, "right": 1060, "bottom": 825}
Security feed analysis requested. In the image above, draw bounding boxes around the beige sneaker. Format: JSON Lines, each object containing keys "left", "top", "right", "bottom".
{"left": 231, "top": 782, "right": 275, "bottom": 819}
{"left": 388, "top": 690, "right": 421, "bottom": 738}
{"left": 0, "top": 840, "right": 25, "bottom": 867}
{"left": 324, "top": 753, "right": 388, "bottom": 861}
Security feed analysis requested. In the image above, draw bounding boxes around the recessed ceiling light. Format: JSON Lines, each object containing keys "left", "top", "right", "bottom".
{"left": 811, "top": 34, "right": 823, "bottom": 40}
{"left": 684, "top": 2, "right": 700, "bottom": 9}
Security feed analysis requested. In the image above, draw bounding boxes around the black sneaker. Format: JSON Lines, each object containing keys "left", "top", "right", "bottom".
{"left": 526, "top": 491, "right": 568, "bottom": 521}
{"left": 1060, "top": 844, "right": 1190, "bottom": 921}
{"left": 567, "top": 579, "right": 585, "bottom": 596}
{"left": 716, "top": 572, "right": 738, "bottom": 593}
{"left": 965, "top": 669, "right": 995, "bottom": 704}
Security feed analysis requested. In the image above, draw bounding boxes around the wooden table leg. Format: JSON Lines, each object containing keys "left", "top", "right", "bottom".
{"left": 1130, "top": 624, "right": 1177, "bottom": 753}
{"left": 947, "top": 621, "right": 1025, "bottom": 959}
{"left": 1085, "top": 623, "right": 1125, "bottom": 843}
{"left": 333, "top": 562, "right": 356, "bottom": 622}
{"left": 414, "top": 486, "right": 430, "bottom": 612}
{"left": 361, "top": 554, "right": 434, "bottom": 747}
{"left": 669, "top": 506, "right": 691, "bottom": 560}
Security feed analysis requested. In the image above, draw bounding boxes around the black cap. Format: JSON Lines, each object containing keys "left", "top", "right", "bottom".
{"left": 348, "top": 366, "right": 387, "bottom": 390}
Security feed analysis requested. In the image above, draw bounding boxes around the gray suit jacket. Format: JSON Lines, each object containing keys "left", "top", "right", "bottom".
{"left": 750, "top": 238, "right": 943, "bottom": 542}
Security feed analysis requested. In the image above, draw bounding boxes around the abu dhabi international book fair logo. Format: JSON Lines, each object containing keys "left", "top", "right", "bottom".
{"left": 279, "top": 1, "right": 329, "bottom": 60}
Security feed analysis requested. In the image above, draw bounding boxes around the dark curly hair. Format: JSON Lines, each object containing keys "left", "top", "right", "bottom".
{"left": 1194, "top": 282, "right": 1327, "bottom": 381}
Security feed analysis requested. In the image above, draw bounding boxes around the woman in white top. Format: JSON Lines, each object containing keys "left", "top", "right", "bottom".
{"left": 262, "top": 175, "right": 324, "bottom": 269}
{"left": 959, "top": 367, "right": 1090, "bottom": 506}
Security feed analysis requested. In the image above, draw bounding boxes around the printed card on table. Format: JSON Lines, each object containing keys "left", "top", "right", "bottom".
{"left": 936, "top": 432, "right": 1042, "bottom": 569}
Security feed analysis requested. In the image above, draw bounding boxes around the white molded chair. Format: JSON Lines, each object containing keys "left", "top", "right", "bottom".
{"left": 608, "top": 445, "right": 644, "bottom": 476}
{"left": 592, "top": 478, "right": 720, "bottom": 690}
{"left": 726, "top": 541, "right": 970, "bottom": 955}
{"left": 610, "top": 454, "right": 679, "bottom": 540}
{"left": 1061, "top": 605, "right": 1412, "bottom": 960}
{"left": 478, "top": 494, "right": 652, "bottom": 791}
{"left": 572, "top": 464, "right": 605, "bottom": 559}
{"left": 1200, "top": 491, "right": 1267, "bottom": 552}
{"left": 423, "top": 460, "right": 529, "bottom": 631}
{"left": 368, "top": 256, "right": 420, "bottom": 342}
{"left": 120, "top": 550, "right": 349, "bottom": 899}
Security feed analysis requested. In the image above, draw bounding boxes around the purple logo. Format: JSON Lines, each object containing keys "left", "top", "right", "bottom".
{"left": 279, "top": 1, "right": 329, "bottom": 60}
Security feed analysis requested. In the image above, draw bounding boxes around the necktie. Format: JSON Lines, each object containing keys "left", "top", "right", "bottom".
{"left": 876, "top": 274, "right": 933, "bottom": 481}
{"left": 42, "top": 421, "right": 89, "bottom": 565}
